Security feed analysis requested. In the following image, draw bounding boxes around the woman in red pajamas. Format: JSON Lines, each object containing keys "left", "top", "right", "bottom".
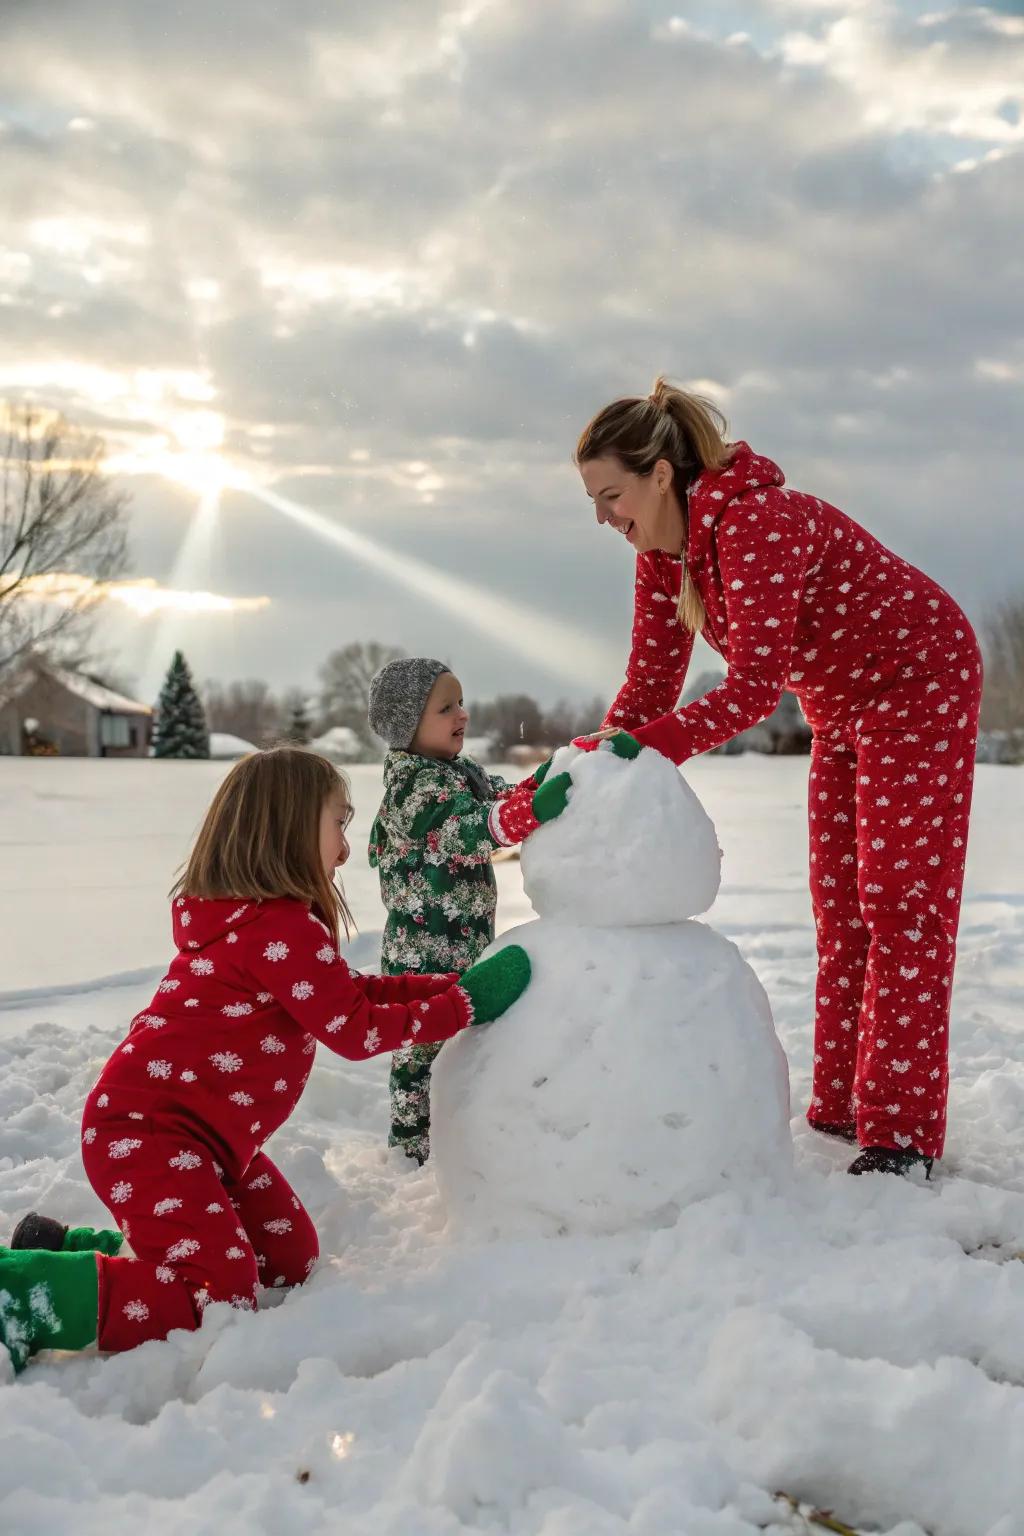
{"left": 0, "top": 747, "right": 529, "bottom": 1373}
{"left": 576, "top": 378, "right": 982, "bottom": 1177}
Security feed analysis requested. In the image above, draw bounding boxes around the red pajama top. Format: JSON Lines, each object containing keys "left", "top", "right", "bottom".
{"left": 605, "top": 442, "right": 975, "bottom": 760}
{"left": 86, "top": 896, "right": 465, "bottom": 1178}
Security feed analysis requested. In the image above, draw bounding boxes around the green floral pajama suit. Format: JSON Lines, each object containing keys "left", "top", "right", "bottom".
{"left": 369, "top": 751, "right": 519, "bottom": 1162}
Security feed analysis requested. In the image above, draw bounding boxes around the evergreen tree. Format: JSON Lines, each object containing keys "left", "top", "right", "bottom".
{"left": 153, "top": 650, "right": 210, "bottom": 759}
{"left": 282, "top": 689, "right": 313, "bottom": 745}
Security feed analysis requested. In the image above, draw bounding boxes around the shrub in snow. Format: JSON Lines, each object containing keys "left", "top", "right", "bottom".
{"left": 433, "top": 745, "right": 792, "bottom": 1238}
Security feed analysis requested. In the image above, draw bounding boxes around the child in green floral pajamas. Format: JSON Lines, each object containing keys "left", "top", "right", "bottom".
{"left": 368, "top": 657, "right": 571, "bottom": 1163}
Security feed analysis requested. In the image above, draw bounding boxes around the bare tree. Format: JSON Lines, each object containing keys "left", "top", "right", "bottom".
{"left": 0, "top": 403, "right": 129, "bottom": 671}
{"left": 319, "top": 640, "right": 406, "bottom": 741}
{"left": 540, "top": 695, "right": 607, "bottom": 745}
{"left": 469, "top": 693, "right": 547, "bottom": 753}
{"left": 203, "top": 678, "right": 283, "bottom": 748}
{"left": 981, "top": 595, "right": 1024, "bottom": 730}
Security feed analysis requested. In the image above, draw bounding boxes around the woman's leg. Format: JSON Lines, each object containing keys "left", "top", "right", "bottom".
{"left": 807, "top": 734, "right": 871, "bottom": 1131}
{"left": 852, "top": 725, "right": 978, "bottom": 1159}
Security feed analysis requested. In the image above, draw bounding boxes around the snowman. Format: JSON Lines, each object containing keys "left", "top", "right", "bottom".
{"left": 431, "top": 744, "right": 792, "bottom": 1239}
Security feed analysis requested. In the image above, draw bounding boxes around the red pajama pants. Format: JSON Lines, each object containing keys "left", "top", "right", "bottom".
{"left": 806, "top": 662, "right": 982, "bottom": 1160}
{"left": 82, "top": 1114, "right": 319, "bottom": 1353}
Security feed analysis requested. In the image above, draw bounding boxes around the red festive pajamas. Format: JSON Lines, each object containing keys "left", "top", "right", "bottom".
{"left": 605, "top": 442, "right": 983, "bottom": 1159}
{"left": 81, "top": 893, "right": 470, "bottom": 1351}
{"left": 83, "top": 1118, "right": 318, "bottom": 1351}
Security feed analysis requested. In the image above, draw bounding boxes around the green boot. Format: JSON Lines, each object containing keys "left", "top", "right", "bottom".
{"left": 0, "top": 1249, "right": 99, "bottom": 1374}
{"left": 458, "top": 944, "right": 531, "bottom": 1024}
{"left": 10, "top": 1211, "right": 124, "bottom": 1256}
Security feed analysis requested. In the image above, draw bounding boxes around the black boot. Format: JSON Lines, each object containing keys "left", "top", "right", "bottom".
{"left": 848, "top": 1146, "right": 933, "bottom": 1178}
{"left": 10, "top": 1212, "right": 68, "bottom": 1251}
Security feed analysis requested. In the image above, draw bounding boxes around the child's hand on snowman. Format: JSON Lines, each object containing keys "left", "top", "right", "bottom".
{"left": 457, "top": 945, "right": 531, "bottom": 1024}
{"left": 490, "top": 769, "right": 573, "bottom": 845}
{"left": 571, "top": 729, "right": 642, "bottom": 760}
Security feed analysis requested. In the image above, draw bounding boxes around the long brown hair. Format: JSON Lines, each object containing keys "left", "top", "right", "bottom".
{"left": 171, "top": 746, "right": 354, "bottom": 948}
{"left": 575, "top": 376, "right": 733, "bottom": 632}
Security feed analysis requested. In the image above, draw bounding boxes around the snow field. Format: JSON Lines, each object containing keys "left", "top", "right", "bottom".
{"left": 0, "top": 755, "right": 1022, "bottom": 1534}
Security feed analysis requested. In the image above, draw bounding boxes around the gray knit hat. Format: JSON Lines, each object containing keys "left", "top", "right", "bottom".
{"left": 368, "top": 657, "right": 450, "bottom": 749}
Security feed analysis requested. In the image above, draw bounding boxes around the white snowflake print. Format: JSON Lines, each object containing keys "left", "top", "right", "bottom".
{"left": 227, "top": 905, "right": 249, "bottom": 923}
{"left": 263, "top": 1218, "right": 292, "bottom": 1235}
{"left": 291, "top": 980, "right": 314, "bottom": 1001}
{"left": 273, "top": 1078, "right": 288, "bottom": 1093}
{"left": 108, "top": 1137, "right": 143, "bottom": 1160}
{"left": 222, "top": 1002, "right": 254, "bottom": 1017}
{"left": 154, "top": 1197, "right": 183, "bottom": 1216}
{"left": 180, "top": 1069, "right": 197, "bottom": 1083}
{"left": 166, "top": 1238, "right": 201, "bottom": 1262}
{"left": 260, "top": 1034, "right": 286, "bottom": 1054}
{"left": 205, "top": 1201, "right": 224, "bottom": 1213}
{"left": 157, "top": 978, "right": 181, "bottom": 994}
{"left": 248, "top": 1172, "right": 273, "bottom": 1190}
{"left": 123, "top": 1300, "right": 150, "bottom": 1322}
{"left": 110, "top": 1180, "right": 133, "bottom": 1204}
{"left": 256, "top": 993, "right": 272, "bottom": 1004}
{"left": 179, "top": 910, "right": 191, "bottom": 927}
{"left": 325, "top": 1015, "right": 347, "bottom": 1033}
{"left": 226, "top": 932, "right": 239, "bottom": 944}
{"left": 210, "top": 1051, "right": 244, "bottom": 1073}
{"left": 135, "top": 1014, "right": 165, "bottom": 1028}
{"left": 184, "top": 999, "right": 200, "bottom": 1009}
{"left": 229, "top": 1090, "right": 255, "bottom": 1106}
{"left": 83, "top": 1127, "right": 97, "bottom": 1144}
{"left": 316, "top": 945, "right": 336, "bottom": 964}
{"left": 190, "top": 957, "right": 214, "bottom": 976}
{"left": 147, "top": 1059, "right": 173, "bottom": 1080}
{"left": 169, "top": 1149, "right": 203, "bottom": 1171}
{"left": 363, "top": 1027, "right": 381, "bottom": 1053}
{"left": 226, "top": 1246, "right": 247, "bottom": 1260}
{"left": 155, "top": 1265, "right": 176, "bottom": 1283}
{"left": 96, "top": 1093, "right": 109, "bottom": 1107}
{"left": 263, "top": 941, "right": 289, "bottom": 962}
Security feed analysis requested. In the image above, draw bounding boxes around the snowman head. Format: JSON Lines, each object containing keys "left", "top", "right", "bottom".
{"left": 519, "top": 744, "right": 722, "bottom": 926}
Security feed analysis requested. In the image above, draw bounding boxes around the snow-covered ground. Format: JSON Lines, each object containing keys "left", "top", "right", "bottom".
{"left": 1, "top": 755, "right": 1022, "bottom": 1535}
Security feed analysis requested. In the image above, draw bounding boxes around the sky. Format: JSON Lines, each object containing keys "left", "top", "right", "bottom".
{"left": 1, "top": 0, "right": 1021, "bottom": 708}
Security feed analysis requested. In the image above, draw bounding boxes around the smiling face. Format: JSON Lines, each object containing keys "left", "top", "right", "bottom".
{"left": 318, "top": 785, "right": 353, "bottom": 877}
{"left": 410, "top": 671, "right": 469, "bottom": 760}
{"left": 580, "top": 454, "right": 687, "bottom": 556}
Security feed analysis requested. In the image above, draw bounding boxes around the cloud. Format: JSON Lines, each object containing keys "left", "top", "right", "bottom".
{"left": 0, "top": 0, "right": 1020, "bottom": 699}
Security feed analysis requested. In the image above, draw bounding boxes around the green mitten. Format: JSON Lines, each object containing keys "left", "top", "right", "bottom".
{"left": 459, "top": 944, "right": 531, "bottom": 1025}
{"left": 0, "top": 1249, "right": 99, "bottom": 1374}
{"left": 533, "top": 756, "right": 553, "bottom": 785}
{"left": 532, "top": 771, "right": 572, "bottom": 824}
{"left": 605, "top": 730, "right": 641, "bottom": 759}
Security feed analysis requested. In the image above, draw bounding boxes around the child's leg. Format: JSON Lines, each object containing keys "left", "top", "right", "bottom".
{"left": 223, "top": 1152, "right": 319, "bottom": 1290}
{"left": 389, "top": 1040, "right": 445, "bottom": 1162}
{"left": 82, "top": 1117, "right": 264, "bottom": 1352}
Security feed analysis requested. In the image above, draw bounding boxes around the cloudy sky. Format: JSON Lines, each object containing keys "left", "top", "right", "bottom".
{"left": 1, "top": 0, "right": 1021, "bottom": 708}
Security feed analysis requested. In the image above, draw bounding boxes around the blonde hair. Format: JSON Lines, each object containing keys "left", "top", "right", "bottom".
{"left": 575, "top": 376, "right": 733, "bottom": 632}
{"left": 171, "top": 746, "right": 354, "bottom": 948}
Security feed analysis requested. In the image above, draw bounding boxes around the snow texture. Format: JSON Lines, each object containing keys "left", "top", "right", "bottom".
{"left": 1, "top": 756, "right": 1022, "bottom": 1536}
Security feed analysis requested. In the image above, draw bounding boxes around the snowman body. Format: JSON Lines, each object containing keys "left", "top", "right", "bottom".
{"left": 432, "top": 747, "right": 792, "bottom": 1239}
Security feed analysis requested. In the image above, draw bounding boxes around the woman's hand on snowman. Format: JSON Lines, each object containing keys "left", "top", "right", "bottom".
{"left": 457, "top": 945, "right": 531, "bottom": 1024}
{"left": 571, "top": 728, "right": 642, "bottom": 760}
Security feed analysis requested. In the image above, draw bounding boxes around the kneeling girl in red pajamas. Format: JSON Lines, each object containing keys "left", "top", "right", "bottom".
{"left": 575, "top": 378, "right": 982, "bottom": 1177}
{"left": 1, "top": 747, "right": 529, "bottom": 1374}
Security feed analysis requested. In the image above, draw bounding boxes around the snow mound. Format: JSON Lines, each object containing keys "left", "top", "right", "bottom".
{"left": 433, "top": 921, "right": 792, "bottom": 1238}
{"left": 520, "top": 745, "right": 721, "bottom": 924}
{"left": 208, "top": 732, "right": 257, "bottom": 760}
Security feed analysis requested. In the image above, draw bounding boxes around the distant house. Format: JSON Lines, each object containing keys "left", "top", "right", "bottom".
{"left": 0, "top": 658, "right": 152, "bottom": 758}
